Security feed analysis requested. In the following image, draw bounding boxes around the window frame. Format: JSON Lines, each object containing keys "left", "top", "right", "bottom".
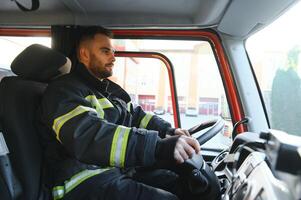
{"left": 0, "top": 28, "right": 247, "bottom": 133}
{"left": 115, "top": 51, "right": 181, "bottom": 127}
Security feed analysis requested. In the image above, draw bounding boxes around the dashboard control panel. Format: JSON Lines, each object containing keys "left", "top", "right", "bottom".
{"left": 222, "top": 152, "right": 294, "bottom": 200}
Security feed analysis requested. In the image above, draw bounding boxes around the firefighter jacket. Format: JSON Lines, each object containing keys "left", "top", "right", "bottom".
{"left": 39, "top": 63, "right": 175, "bottom": 198}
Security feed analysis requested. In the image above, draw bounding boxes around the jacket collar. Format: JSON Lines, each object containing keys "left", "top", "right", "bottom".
{"left": 74, "top": 62, "right": 131, "bottom": 102}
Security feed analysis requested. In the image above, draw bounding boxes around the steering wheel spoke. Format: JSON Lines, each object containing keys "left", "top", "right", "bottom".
{"left": 189, "top": 117, "right": 225, "bottom": 145}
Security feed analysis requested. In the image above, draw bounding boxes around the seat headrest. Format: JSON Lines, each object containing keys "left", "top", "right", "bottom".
{"left": 11, "top": 44, "right": 71, "bottom": 82}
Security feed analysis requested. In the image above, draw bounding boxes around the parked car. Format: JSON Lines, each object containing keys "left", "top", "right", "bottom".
{"left": 185, "top": 107, "right": 198, "bottom": 117}
{"left": 153, "top": 108, "right": 165, "bottom": 115}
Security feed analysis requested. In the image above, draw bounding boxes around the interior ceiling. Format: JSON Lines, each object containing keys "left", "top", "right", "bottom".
{"left": 0, "top": 0, "right": 228, "bottom": 26}
{"left": 0, "top": 0, "right": 299, "bottom": 38}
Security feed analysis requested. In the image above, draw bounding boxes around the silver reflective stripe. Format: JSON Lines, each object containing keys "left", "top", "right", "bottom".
{"left": 110, "top": 126, "right": 130, "bottom": 167}
{"left": 52, "top": 186, "right": 64, "bottom": 200}
{"left": 114, "top": 126, "right": 126, "bottom": 166}
{"left": 52, "top": 168, "right": 110, "bottom": 200}
{"left": 139, "top": 113, "right": 154, "bottom": 129}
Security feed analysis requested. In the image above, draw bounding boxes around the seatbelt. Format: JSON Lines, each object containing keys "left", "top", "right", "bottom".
{"left": 12, "top": 0, "right": 40, "bottom": 12}
{"left": 0, "top": 125, "right": 22, "bottom": 200}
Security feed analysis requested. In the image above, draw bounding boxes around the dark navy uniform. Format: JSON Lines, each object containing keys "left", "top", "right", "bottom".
{"left": 39, "top": 63, "right": 180, "bottom": 200}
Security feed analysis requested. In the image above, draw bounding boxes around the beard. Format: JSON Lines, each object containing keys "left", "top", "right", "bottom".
{"left": 99, "top": 68, "right": 112, "bottom": 79}
{"left": 89, "top": 56, "right": 113, "bottom": 79}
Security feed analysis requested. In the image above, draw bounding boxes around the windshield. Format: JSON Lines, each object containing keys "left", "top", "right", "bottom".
{"left": 113, "top": 39, "right": 232, "bottom": 149}
{"left": 246, "top": 2, "right": 301, "bottom": 136}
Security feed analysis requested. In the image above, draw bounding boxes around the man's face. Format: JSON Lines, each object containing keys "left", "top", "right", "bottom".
{"left": 84, "top": 34, "right": 115, "bottom": 79}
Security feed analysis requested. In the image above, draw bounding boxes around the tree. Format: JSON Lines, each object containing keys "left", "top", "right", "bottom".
{"left": 271, "top": 47, "right": 301, "bottom": 136}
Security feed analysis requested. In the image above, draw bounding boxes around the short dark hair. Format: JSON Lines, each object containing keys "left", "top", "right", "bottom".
{"left": 77, "top": 26, "right": 113, "bottom": 46}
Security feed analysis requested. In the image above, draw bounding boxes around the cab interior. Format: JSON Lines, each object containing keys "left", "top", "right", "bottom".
{"left": 0, "top": 0, "right": 301, "bottom": 200}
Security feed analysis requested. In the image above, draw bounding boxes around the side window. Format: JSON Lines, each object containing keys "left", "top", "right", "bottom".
{"left": 112, "top": 55, "right": 174, "bottom": 126}
{"left": 113, "top": 39, "right": 232, "bottom": 149}
{"left": 246, "top": 2, "right": 301, "bottom": 137}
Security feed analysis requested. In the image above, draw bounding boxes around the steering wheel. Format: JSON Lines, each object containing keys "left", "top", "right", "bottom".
{"left": 179, "top": 117, "right": 225, "bottom": 199}
{"left": 188, "top": 116, "right": 225, "bottom": 145}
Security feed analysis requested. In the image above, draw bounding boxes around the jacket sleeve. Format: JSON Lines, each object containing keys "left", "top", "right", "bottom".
{"left": 40, "top": 83, "right": 158, "bottom": 168}
{"left": 128, "top": 103, "right": 175, "bottom": 138}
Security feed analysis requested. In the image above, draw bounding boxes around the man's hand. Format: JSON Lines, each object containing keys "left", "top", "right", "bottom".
{"left": 174, "top": 136, "right": 200, "bottom": 164}
{"left": 174, "top": 128, "right": 190, "bottom": 137}
{"left": 155, "top": 135, "right": 201, "bottom": 164}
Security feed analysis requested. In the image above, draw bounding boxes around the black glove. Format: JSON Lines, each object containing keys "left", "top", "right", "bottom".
{"left": 165, "top": 127, "right": 176, "bottom": 136}
{"left": 155, "top": 135, "right": 180, "bottom": 162}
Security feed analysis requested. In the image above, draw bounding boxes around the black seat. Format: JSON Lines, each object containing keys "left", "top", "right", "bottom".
{"left": 0, "top": 174, "right": 11, "bottom": 200}
{"left": 0, "top": 44, "right": 70, "bottom": 200}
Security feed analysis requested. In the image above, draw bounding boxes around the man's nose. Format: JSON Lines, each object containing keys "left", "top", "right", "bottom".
{"left": 111, "top": 53, "right": 116, "bottom": 62}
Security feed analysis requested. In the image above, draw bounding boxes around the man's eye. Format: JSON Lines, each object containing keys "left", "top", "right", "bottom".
{"left": 100, "top": 48, "right": 115, "bottom": 55}
{"left": 101, "top": 49, "right": 110, "bottom": 54}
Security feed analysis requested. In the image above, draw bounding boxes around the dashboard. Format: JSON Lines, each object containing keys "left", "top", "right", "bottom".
{"left": 210, "top": 131, "right": 301, "bottom": 200}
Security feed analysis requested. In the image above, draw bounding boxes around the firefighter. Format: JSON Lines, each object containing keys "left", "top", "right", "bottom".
{"left": 39, "top": 26, "right": 201, "bottom": 200}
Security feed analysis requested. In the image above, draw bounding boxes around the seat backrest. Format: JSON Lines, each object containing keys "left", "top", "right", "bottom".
{"left": 0, "top": 172, "right": 11, "bottom": 200}
{"left": 0, "top": 44, "right": 70, "bottom": 200}
{"left": 0, "top": 77, "right": 47, "bottom": 200}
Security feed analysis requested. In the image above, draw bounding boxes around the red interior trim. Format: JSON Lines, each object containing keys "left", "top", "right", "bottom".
{"left": 0, "top": 28, "right": 50, "bottom": 37}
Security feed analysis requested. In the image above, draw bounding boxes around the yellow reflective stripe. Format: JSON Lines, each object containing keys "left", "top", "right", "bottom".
{"left": 110, "top": 126, "right": 131, "bottom": 167}
{"left": 85, "top": 95, "right": 104, "bottom": 118}
{"left": 52, "top": 106, "right": 96, "bottom": 142}
{"left": 139, "top": 113, "right": 153, "bottom": 129}
{"left": 52, "top": 168, "right": 110, "bottom": 200}
{"left": 127, "top": 102, "right": 131, "bottom": 112}
{"left": 98, "top": 98, "right": 114, "bottom": 109}
{"left": 110, "top": 127, "right": 120, "bottom": 166}
{"left": 52, "top": 186, "right": 64, "bottom": 200}
{"left": 85, "top": 95, "right": 114, "bottom": 119}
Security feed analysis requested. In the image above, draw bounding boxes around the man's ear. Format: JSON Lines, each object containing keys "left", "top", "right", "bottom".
{"left": 79, "top": 47, "right": 90, "bottom": 65}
